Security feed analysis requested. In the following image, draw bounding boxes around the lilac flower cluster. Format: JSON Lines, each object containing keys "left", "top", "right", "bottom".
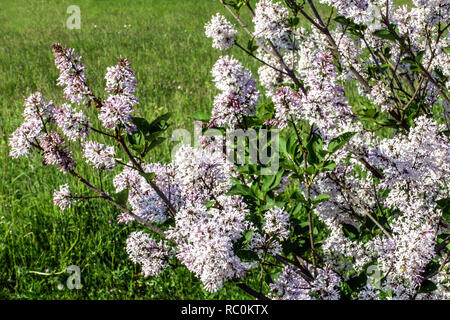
{"left": 40, "top": 131, "right": 75, "bottom": 172}
{"left": 9, "top": 92, "right": 53, "bottom": 158}
{"left": 296, "top": 44, "right": 354, "bottom": 135}
{"left": 168, "top": 196, "right": 252, "bottom": 292}
{"left": 53, "top": 103, "right": 91, "bottom": 141}
{"left": 113, "top": 162, "right": 183, "bottom": 224}
{"left": 270, "top": 265, "right": 341, "bottom": 300}
{"left": 163, "top": 145, "right": 254, "bottom": 292}
{"left": 52, "top": 43, "right": 93, "bottom": 105}
{"left": 100, "top": 58, "right": 138, "bottom": 133}
{"left": 126, "top": 231, "right": 173, "bottom": 277}
{"left": 263, "top": 206, "right": 290, "bottom": 240}
{"left": 53, "top": 184, "right": 75, "bottom": 211}
{"left": 82, "top": 141, "right": 116, "bottom": 171}
{"left": 253, "top": 0, "right": 289, "bottom": 41}
{"left": 209, "top": 56, "right": 259, "bottom": 128}
{"left": 271, "top": 86, "right": 304, "bottom": 129}
{"left": 205, "top": 13, "right": 237, "bottom": 50}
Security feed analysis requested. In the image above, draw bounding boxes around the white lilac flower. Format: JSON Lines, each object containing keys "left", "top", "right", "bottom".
{"left": 52, "top": 43, "right": 93, "bottom": 105}
{"left": 82, "top": 141, "right": 116, "bottom": 170}
{"left": 53, "top": 184, "right": 74, "bottom": 211}
{"left": 271, "top": 86, "right": 304, "bottom": 129}
{"left": 113, "top": 162, "right": 183, "bottom": 224}
{"left": 126, "top": 231, "right": 173, "bottom": 277}
{"left": 253, "top": 0, "right": 289, "bottom": 41}
{"left": 99, "top": 95, "right": 136, "bottom": 133}
{"left": 9, "top": 119, "right": 43, "bottom": 158}
{"left": 209, "top": 56, "right": 259, "bottom": 128}
{"left": 269, "top": 265, "right": 341, "bottom": 300}
{"left": 263, "top": 206, "right": 290, "bottom": 240}
{"left": 100, "top": 57, "right": 138, "bottom": 133}
{"left": 205, "top": 13, "right": 237, "bottom": 50}
{"left": 53, "top": 103, "right": 91, "bottom": 141}
{"left": 40, "top": 131, "right": 75, "bottom": 172}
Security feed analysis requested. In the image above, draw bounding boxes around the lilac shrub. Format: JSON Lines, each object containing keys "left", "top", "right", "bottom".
{"left": 8, "top": 0, "right": 450, "bottom": 300}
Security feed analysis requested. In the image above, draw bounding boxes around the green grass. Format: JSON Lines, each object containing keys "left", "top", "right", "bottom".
{"left": 0, "top": 0, "right": 412, "bottom": 299}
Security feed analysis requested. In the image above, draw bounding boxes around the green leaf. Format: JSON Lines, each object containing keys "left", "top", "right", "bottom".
{"left": 292, "top": 190, "right": 307, "bottom": 204}
{"left": 203, "top": 201, "right": 215, "bottom": 209}
{"left": 270, "top": 169, "right": 285, "bottom": 191}
{"left": 334, "top": 16, "right": 350, "bottom": 26}
{"left": 247, "top": 39, "right": 259, "bottom": 54}
{"left": 261, "top": 174, "right": 277, "bottom": 193}
{"left": 327, "top": 132, "right": 356, "bottom": 154}
{"left": 416, "top": 50, "right": 425, "bottom": 64}
{"left": 313, "top": 193, "right": 330, "bottom": 205}
{"left": 436, "top": 197, "right": 450, "bottom": 222}
{"left": 257, "top": 101, "right": 275, "bottom": 120}
{"left": 142, "top": 172, "right": 156, "bottom": 185}
{"left": 304, "top": 166, "right": 316, "bottom": 175}
{"left": 342, "top": 223, "right": 360, "bottom": 240}
{"left": 400, "top": 57, "right": 417, "bottom": 65}
{"left": 115, "top": 189, "right": 129, "bottom": 207}
{"left": 372, "top": 29, "right": 396, "bottom": 41}
{"left": 236, "top": 249, "right": 259, "bottom": 262}
{"left": 418, "top": 280, "right": 437, "bottom": 293}
{"left": 288, "top": 17, "right": 300, "bottom": 28}
{"left": 132, "top": 117, "right": 152, "bottom": 133}
{"left": 148, "top": 112, "right": 171, "bottom": 133}
{"left": 227, "top": 184, "right": 252, "bottom": 196}
{"left": 127, "top": 130, "right": 146, "bottom": 153}
{"left": 306, "top": 133, "right": 324, "bottom": 166}
{"left": 243, "top": 229, "right": 253, "bottom": 246}
{"left": 262, "top": 169, "right": 285, "bottom": 192}
{"left": 423, "top": 260, "right": 440, "bottom": 278}
{"left": 287, "top": 134, "right": 299, "bottom": 158}
{"left": 322, "top": 160, "right": 337, "bottom": 172}
{"left": 146, "top": 136, "right": 166, "bottom": 153}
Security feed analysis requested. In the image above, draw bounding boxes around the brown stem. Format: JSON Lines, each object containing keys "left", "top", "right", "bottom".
{"left": 380, "top": 14, "right": 450, "bottom": 105}
{"left": 235, "top": 283, "right": 271, "bottom": 300}
{"left": 118, "top": 136, "right": 177, "bottom": 217}
{"left": 274, "top": 254, "right": 314, "bottom": 283}
{"left": 234, "top": 42, "right": 288, "bottom": 75}
{"left": 306, "top": 183, "right": 317, "bottom": 271}
{"left": 69, "top": 169, "right": 166, "bottom": 238}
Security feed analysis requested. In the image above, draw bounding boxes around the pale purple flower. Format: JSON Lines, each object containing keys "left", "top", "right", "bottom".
{"left": 53, "top": 184, "right": 74, "bottom": 211}
{"left": 9, "top": 119, "right": 43, "bottom": 158}
{"left": 53, "top": 103, "right": 91, "bottom": 141}
{"left": 105, "top": 57, "right": 138, "bottom": 101}
{"left": 22, "top": 92, "right": 54, "bottom": 122}
{"left": 272, "top": 86, "right": 304, "bottom": 129}
{"left": 270, "top": 265, "right": 341, "bottom": 300}
{"left": 126, "top": 231, "right": 173, "bottom": 277}
{"left": 209, "top": 56, "right": 259, "bottom": 128}
{"left": 99, "top": 95, "right": 136, "bottom": 133}
{"left": 113, "top": 162, "right": 183, "bottom": 224}
{"left": 263, "top": 206, "right": 290, "bottom": 240}
{"left": 253, "top": 0, "right": 289, "bottom": 41}
{"left": 40, "top": 131, "right": 75, "bottom": 172}
{"left": 82, "top": 141, "right": 116, "bottom": 170}
{"left": 51, "top": 43, "right": 93, "bottom": 105}
{"left": 205, "top": 13, "right": 237, "bottom": 50}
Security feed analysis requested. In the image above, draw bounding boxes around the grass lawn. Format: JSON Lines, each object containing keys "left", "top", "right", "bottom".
{"left": 0, "top": 0, "right": 412, "bottom": 299}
